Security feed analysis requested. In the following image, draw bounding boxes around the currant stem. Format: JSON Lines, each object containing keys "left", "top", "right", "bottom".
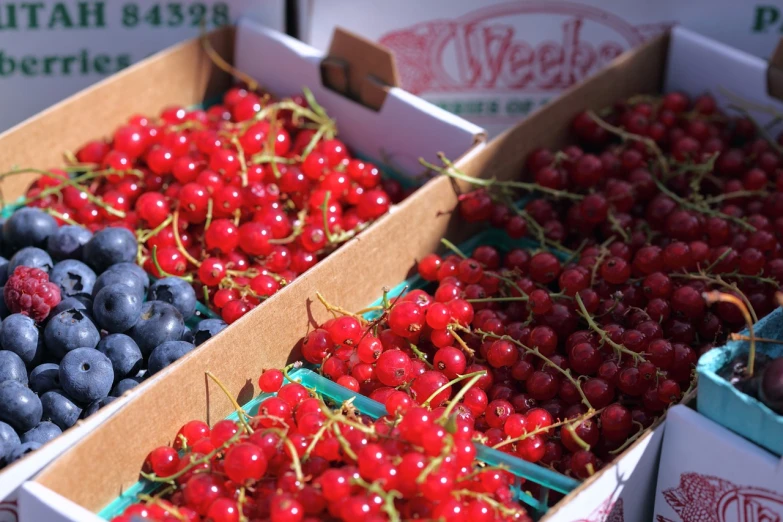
{"left": 574, "top": 293, "right": 645, "bottom": 363}
{"left": 150, "top": 246, "right": 194, "bottom": 282}
{"left": 703, "top": 290, "right": 756, "bottom": 377}
{"left": 438, "top": 372, "right": 486, "bottom": 421}
{"left": 200, "top": 33, "right": 258, "bottom": 91}
{"left": 205, "top": 371, "right": 254, "bottom": 434}
{"left": 321, "top": 190, "right": 336, "bottom": 244}
{"left": 315, "top": 291, "right": 366, "bottom": 322}
{"left": 422, "top": 370, "right": 486, "bottom": 408}
{"left": 447, "top": 327, "right": 476, "bottom": 357}
{"left": 352, "top": 476, "right": 402, "bottom": 522}
{"left": 171, "top": 210, "right": 202, "bottom": 268}
{"left": 440, "top": 238, "right": 469, "bottom": 259}
{"left": 466, "top": 326, "right": 592, "bottom": 409}
{"left": 409, "top": 343, "right": 434, "bottom": 369}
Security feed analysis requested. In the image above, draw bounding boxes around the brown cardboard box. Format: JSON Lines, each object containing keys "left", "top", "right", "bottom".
{"left": 19, "top": 31, "right": 671, "bottom": 520}
{"left": 21, "top": 24, "right": 783, "bottom": 522}
{"left": 0, "top": 20, "right": 484, "bottom": 513}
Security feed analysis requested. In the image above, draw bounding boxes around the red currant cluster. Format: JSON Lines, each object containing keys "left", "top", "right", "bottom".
{"left": 19, "top": 86, "right": 404, "bottom": 324}
{"left": 448, "top": 92, "right": 783, "bottom": 333}
{"left": 299, "top": 92, "right": 783, "bottom": 487}
{"left": 113, "top": 376, "right": 531, "bottom": 522}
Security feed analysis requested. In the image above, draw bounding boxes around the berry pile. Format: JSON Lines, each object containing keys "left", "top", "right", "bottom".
{"left": 17, "top": 86, "right": 405, "bottom": 325}
{"left": 299, "top": 92, "right": 783, "bottom": 486}
{"left": 443, "top": 92, "right": 782, "bottom": 330}
{"left": 0, "top": 208, "right": 227, "bottom": 470}
{"left": 113, "top": 376, "right": 531, "bottom": 522}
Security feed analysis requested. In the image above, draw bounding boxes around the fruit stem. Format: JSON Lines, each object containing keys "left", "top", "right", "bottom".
{"left": 453, "top": 489, "right": 528, "bottom": 518}
{"left": 409, "top": 343, "right": 434, "bottom": 369}
{"left": 467, "top": 326, "right": 592, "bottom": 408}
{"left": 587, "top": 111, "right": 670, "bottom": 177}
{"left": 467, "top": 296, "right": 529, "bottom": 303}
{"left": 205, "top": 371, "right": 254, "bottom": 434}
{"left": 438, "top": 372, "right": 486, "bottom": 421}
{"left": 172, "top": 210, "right": 203, "bottom": 268}
{"left": 331, "top": 422, "right": 358, "bottom": 460}
{"left": 200, "top": 32, "right": 258, "bottom": 91}
{"left": 150, "top": 246, "right": 194, "bottom": 282}
{"left": 315, "top": 291, "right": 366, "bottom": 322}
{"left": 440, "top": 238, "right": 468, "bottom": 259}
{"left": 141, "top": 431, "right": 243, "bottom": 484}
{"left": 703, "top": 290, "right": 756, "bottom": 377}
{"left": 137, "top": 215, "right": 174, "bottom": 244}
{"left": 353, "top": 476, "right": 402, "bottom": 522}
{"left": 44, "top": 208, "right": 80, "bottom": 226}
{"left": 281, "top": 435, "right": 306, "bottom": 483}
{"left": 321, "top": 191, "right": 336, "bottom": 244}
{"left": 447, "top": 327, "right": 476, "bottom": 357}
{"left": 415, "top": 437, "right": 454, "bottom": 484}
{"left": 574, "top": 293, "right": 646, "bottom": 364}
{"left": 281, "top": 361, "right": 302, "bottom": 384}
{"left": 422, "top": 370, "right": 486, "bottom": 408}
{"left": 492, "top": 408, "right": 600, "bottom": 450}
{"left": 230, "top": 136, "right": 249, "bottom": 188}
{"left": 676, "top": 272, "right": 759, "bottom": 323}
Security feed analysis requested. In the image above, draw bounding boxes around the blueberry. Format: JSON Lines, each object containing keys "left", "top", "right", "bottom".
{"left": 148, "top": 277, "right": 196, "bottom": 320}
{"left": 0, "top": 351, "right": 28, "bottom": 385}
{"left": 0, "top": 257, "right": 9, "bottom": 286}
{"left": 0, "top": 421, "right": 20, "bottom": 462}
{"left": 82, "top": 396, "right": 116, "bottom": 418}
{"left": 0, "top": 314, "right": 42, "bottom": 365}
{"left": 40, "top": 390, "right": 81, "bottom": 430}
{"left": 6, "top": 441, "right": 42, "bottom": 464}
{"left": 0, "top": 380, "right": 42, "bottom": 432}
{"left": 180, "top": 325, "right": 194, "bottom": 344}
{"left": 83, "top": 228, "right": 137, "bottom": 273}
{"left": 29, "top": 363, "right": 61, "bottom": 394}
{"left": 3, "top": 208, "right": 58, "bottom": 250}
{"left": 93, "top": 284, "right": 142, "bottom": 333}
{"left": 8, "top": 247, "right": 53, "bottom": 275}
{"left": 49, "top": 260, "right": 96, "bottom": 297}
{"left": 103, "top": 263, "right": 150, "bottom": 294}
{"left": 47, "top": 225, "right": 92, "bottom": 261}
{"left": 59, "top": 348, "right": 114, "bottom": 404}
{"left": 44, "top": 309, "right": 100, "bottom": 359}
{"left": 49, "top": 296, "right": 90, "bottom": 319}
{"left": 21, "top": 421, "right": 61, "bottom": 445}
{"left": 130, "top": 301, "right": 184, "bottom": 357}
{"left": 148, "top": 341, "right": 195, "bottom": 375}
{"left": 96, "top": 334, "right": 142, "bottom": 382}
{"left": 93, "top": 267, "right": 147, "bottom": 300}
{"left": 193, "top": 318, "right": 228, "bottom": 346}
{"left": 111, "top": 378, "right": 139, "bottom": 397}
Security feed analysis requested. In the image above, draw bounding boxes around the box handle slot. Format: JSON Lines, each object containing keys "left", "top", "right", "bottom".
{"left": 767, "top": 38, "right": 783, "bottom": 101}
{"left": 320, "top": 27, "right": 400, "bottom": 111}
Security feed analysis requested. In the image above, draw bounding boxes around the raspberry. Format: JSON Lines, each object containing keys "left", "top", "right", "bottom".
{"left": 4, "top": 266, "right": 61, "bottom": 322}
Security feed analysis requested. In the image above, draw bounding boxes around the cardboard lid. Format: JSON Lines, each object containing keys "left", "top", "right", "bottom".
{"left": 321, "top": 27, "right": 400, "bottom": 111}
{"left": 768, "top": 38, "right": 783, "bottom": 101}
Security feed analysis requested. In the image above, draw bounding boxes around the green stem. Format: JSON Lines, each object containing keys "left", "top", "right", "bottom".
{"left": 422, "top": 370, "right": 486, "bottom": 407}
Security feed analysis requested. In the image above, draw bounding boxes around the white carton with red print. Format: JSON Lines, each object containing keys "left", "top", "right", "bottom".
{"left": 654, "top": 406, "right": 783, "bottom": 522}
{"left": 297, "top": 0, "right": 783, "bottom": 135}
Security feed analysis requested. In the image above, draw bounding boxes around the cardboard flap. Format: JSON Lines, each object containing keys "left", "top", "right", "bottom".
{"left": 234, "top": 18, "right": 485, "bottom": 180}
{"left": 321, "top": 27, "right": 400, "bottom": 111}
{"left": 768, "top": 38, "right": 783, "bottom": 101}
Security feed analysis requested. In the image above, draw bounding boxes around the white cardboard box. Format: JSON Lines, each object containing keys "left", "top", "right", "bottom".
{"left": 5, "top": 18, "right": 484, "bottom": 522}
{"left": 297, "top": 0, "right": 783, "bottom": 135}
{"left": 654, "top": 406, "right": 783, "bottom": 522}
{"left": 0, "top": 0, "right": 286, "bottom": 133}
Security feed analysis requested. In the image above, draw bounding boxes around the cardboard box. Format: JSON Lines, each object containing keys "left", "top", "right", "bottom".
{"left": 0, "top": 0, "right": 286, "bottom": 133}
{"left": 0, "top": 18, "right": 483, "bottom": 516}
{"left": 296, "top": 0, "right": 783, "bottom": 136}
{"left": 19, "top": 25, "right": 783, "bottom": 522}
{"left": 653, "top": 406, "right": 783, "bottom": 522}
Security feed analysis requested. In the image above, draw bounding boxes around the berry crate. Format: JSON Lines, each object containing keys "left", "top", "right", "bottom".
{"left": 697, "top": 307, "right": 783, "bottom": 456}
{"left": 97, "top": 367, "right": 578, "bottom": 520}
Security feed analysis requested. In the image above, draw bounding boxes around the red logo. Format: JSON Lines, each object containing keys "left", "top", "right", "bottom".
{"left": 0, "top": 500, "right": 18, "bottom": 522}
{"left": 572, "top": 497, "right": 625, "bottom": 522}
{"left": 657, "top": 473, "right": 783, "bottom": 522}
{"left": 378, "top": 1, "right": 673, "bottom": 95}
